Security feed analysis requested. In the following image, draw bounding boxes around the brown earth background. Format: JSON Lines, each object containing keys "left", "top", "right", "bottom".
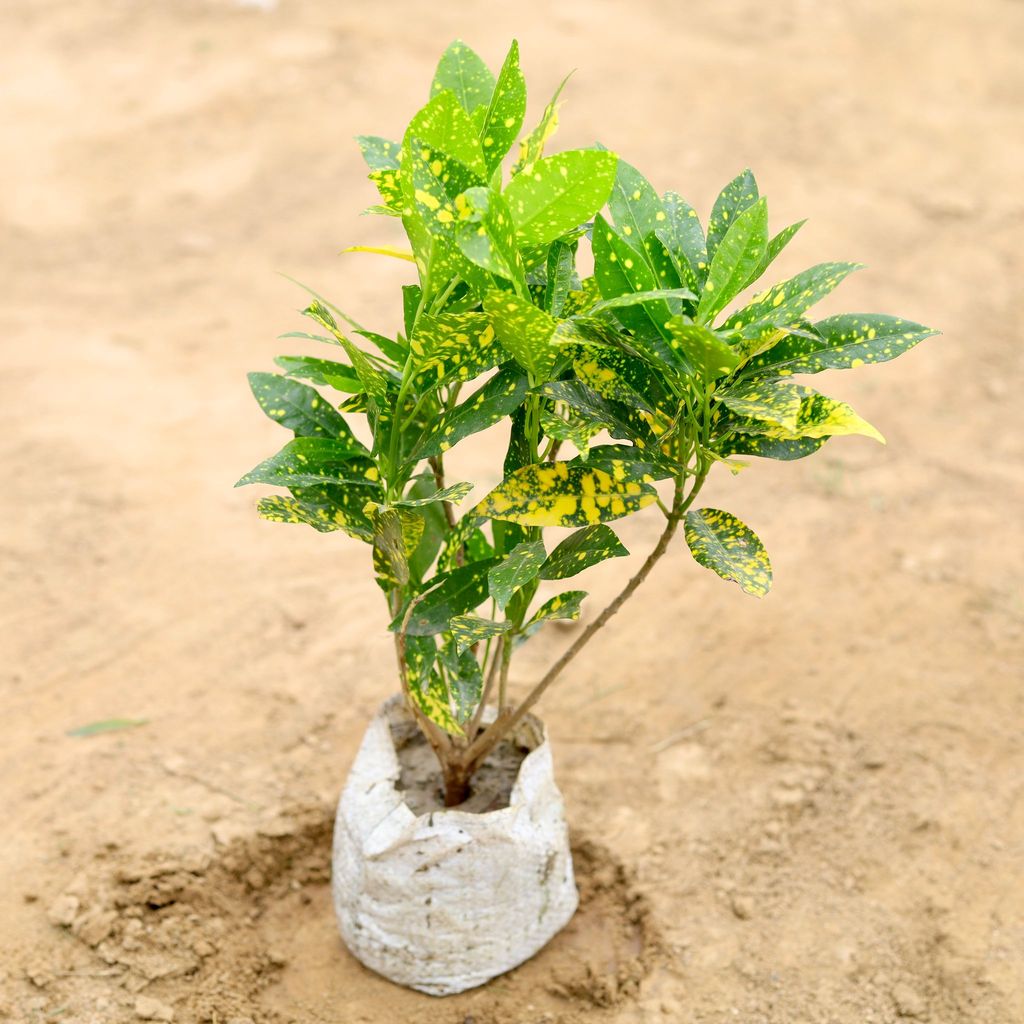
{"left": 2, "top": 1, "right": 1023, "bottom": 1022}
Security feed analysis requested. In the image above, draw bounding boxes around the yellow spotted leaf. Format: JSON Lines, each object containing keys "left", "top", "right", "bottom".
{"left": 474, "top": 460, "right": 657, "bottom": 528}
{"left": 684, "top": 508, "right": 772, "bottom": 598}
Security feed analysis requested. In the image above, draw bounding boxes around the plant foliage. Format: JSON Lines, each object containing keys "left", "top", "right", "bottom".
{"left": 238, "top": 39, "right": 936, "bottom": 788}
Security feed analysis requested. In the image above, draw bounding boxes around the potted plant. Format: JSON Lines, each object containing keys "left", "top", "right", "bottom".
{"left": 237, "top": 39, "right": 936, "bottom": 995}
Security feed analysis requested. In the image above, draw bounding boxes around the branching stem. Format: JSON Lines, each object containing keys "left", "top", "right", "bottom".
{"left": 456, "top": 470, "right": 707, "bottom": 772}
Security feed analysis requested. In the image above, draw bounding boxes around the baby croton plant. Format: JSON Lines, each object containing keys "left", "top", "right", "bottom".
{"left": 238, "top": 40, "right": 936, "bottom": 806}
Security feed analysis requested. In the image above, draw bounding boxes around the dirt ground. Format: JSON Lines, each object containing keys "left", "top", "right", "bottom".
{"left": 2, "top": 1, "right": 1022, "bottom": 1021}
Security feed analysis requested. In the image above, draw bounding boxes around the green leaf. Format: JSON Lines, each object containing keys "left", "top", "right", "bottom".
{"left": 474, "top": 460, "right": 657, "bottom": 527}
{"left": 721, "top": 381, "right": 885, "bottom": 444}
{"left": 437, "top": 640, "right": 484, "bottom": 722}
{"left": 431, "top": 40, "right": 496, "bottom": 114}
{"left": 745, "top": 219, "right": 805, "bottom": 288}
{"left": 273, "top": 355, "right": 360, "bottom": 393}
{"left": 590, "top": 287, "right": 696, "bottom": 314}
{"left": 571, "top": 443, "right": 680, "bottom": 481}
{"left": 504, "top": 150, "right": 618, "bottom": 246}
{"left": 409, "top": 670, "right": 463, "bottom": 735}
{"left": 591, "top": 214, "right": 679, "bottom": 368}
{"left": 540, "top": 524, "right": 628, "bottom": 580}
{"left": 513, "top": 74, "right": 568, "bottom": 175}
{"left": 705, "top": 169, "right": 759, "bottom": 262}
{"left": 539, "top": 403, "right": 601, "bottom": 454}
{"left": 488, "top": 539, "right": 546, "bottom": 610}
{"left": 724, "top": 262, "right": 862, "bottom": 342}
{"left": 449, "top": 614, "right": 511, "bottom": 655}
{"left": 415, "top": 364, "right": 529, "bottom": 458}
{"left": 356, "top": 135, "right": 401, "bottom": 170}
{"left": 236, "top": 438, "right": 382, "bottom": 489}
{"left": 455, "top": 187, "right": 527, "bottom": 293}
{"left": 753, "top": 313, "right": 938, "bottom": 377}
{"left": 484, "top": 292, "right": 560, "bottom": 379}
{"left": 665, "top": 320, "right": 742, "bottom": 381}
{"left": 572, "top": 346, "right": 663, "bottom": 415}
{"left": 370, "top": 507, "right": 410, "bottom": 588}
{"left": 67, "top": 718, "right": 147, "bottom": 738}
{"left": 717, "top": 429, "right": 829, "bottom": 462}
{"left": 544, "top": 241, "right": 577, "bottom": 316}
{"left": 696, "top": 197, "right": 768, "bottom": 323}
{"left": 608, "top": 159, "right": 665, "bottom": 263}
{"left": 478, "top": 41, "right": 526, "bottom": 173}
{"left": 410, "top": 311, "right": 505, "bottom": 385}
{"left": 404, "top": 634, "right": 436, "bottom": 690}
{"left": 407, "top": 90, "right": 487, "bottom": 178}
{"left": 523, "top": 590, "right": 586, "bottom": 638}
{"left": 684, "top": 508, "right": 772, "bottom": 597}
{"left": 657, "top": 190, "right": 707, "bottom": 290}
{"left": 302, "top": 302, "right": 389, "bottom": 406}
{"left": 368, "top": 167, "right": 404, "bottom": 214}
{"left": 256, "top": 484, "right": 375, "bottom": 541}
{"left": 393, "top": 481, "right": 474, "bottom": 507}
{"left": 538, "top": 379, "right": 657, "bottom": 448}
{"left": 247, "top": 372, "right": 367, "bottom": 449}
{"left": 395, "top": 557, "right": 500, "bottom": 636}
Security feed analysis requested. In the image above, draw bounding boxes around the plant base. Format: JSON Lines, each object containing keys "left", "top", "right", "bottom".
{"left": 331, "top": 696, "right": 578, "bottom": 995}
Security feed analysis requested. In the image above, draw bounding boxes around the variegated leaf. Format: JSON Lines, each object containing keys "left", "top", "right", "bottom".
{"left": 395, "top": 557, "right": 500, "bottom": 636}
{"left": 665, "top": 320, "right": 741, "bottom": 381}
{"left": 538, "top": 379, "right": 657, "bottom": 448}
{"left": 608, "top": 159, "right": 664, "bottom": 264}
{"left": 657, "top": 190, "right": 707, "bottom": 290}
{"left": 302, "top": 302, "right": 389, "bottom": 405}
{"left": 504, "top": 150, "right": 618, "bottom": 246}
{"left": 431, "top": 40, "right": 495, "bottom": 114}
{"left": 478, "top": 40, "right": 526, "bottom": 173}
{"left": 745, "top": 219, "right": 805, "bottom": 288}
{"left": 717, "top": 429, "right": 829, "bottom": 462}
{"left": 455, "top": 187, "right": 527, "bottom": 293}
{"left": 751, "top": 313, "right": 938, "bottom": 377}
{"left": 273, "top": 355, "right": 360, "bottom": 393}
{"left": 725, "top": 262, "right": 862, "bottom": 342}
{"left": 236, "top": 438, "right": 382, "bottom": 490}
{"left": 404, "top": 634, "right": 436, "bottom": 690}
{"left": 722, "top": 381, "right": 885, "bottom": 444}
{"left": 392, "top": 481, "right": 473, "bottom": 508}
{"left": 539, "top": 403, "right": 601, "bottom": 454}
{"left": 544, "top": 240, "right": 577, "bottom": 316}
{"left": 409, "top": 670, "right": 464, "bottom": 735}
{"left": 415, "top": 364, "right": 528, "bottom": 458}
{"left": 474, "top": 460, "right": 657, "bottom": 527}
{"left": 356, "top": 135, "right": 401, "bottom": 170}
{"left": 437, "top": 640, "right": 484, "bottom": 723}
{"left": 368, "top": 167, "right": 404, "bottom": 214}
{"left": 590, "top": 288, "right": 696, "bottom": 315}
{"left": 591, "top": 214, "right": 680, "bottom": 369}
{"left": 512, "top": 74, "right": 568, "bottom": 176}
{"left": 256, "top": 483, "right": 375, "bottom": 541}
{"left": 484, "top": 292, "right": 560, "bottom": 380}
{"left": 410, "top": 311, "right": 505, "bottom": 384}
{"left": 247, "top": 372, "right": 367, "bottom": 449}
{"left": 410, "top": 86, "right": 488, "bottom": 176}
{"left": 684, "top": 508, "right": 772, "bottom": 597}
{"left": 705, "top": 169, "right": 759, "bottom": 262}
{"left": 370, "top": 507, "right": 410, "bottom": 588}
{"left": 696, "top": 197, "right": 768, "bottom": 323}
{"left": 488, "top": 538, "right": 546, "bottom": 610}
{"left": 540, "top": 524, "right": 628, "bottom": 580}
{"left": 449, "top": 614, "right": 511, "bottom": 655}
{"left": 522, "top": 590, "right": 586, "bottom": 638}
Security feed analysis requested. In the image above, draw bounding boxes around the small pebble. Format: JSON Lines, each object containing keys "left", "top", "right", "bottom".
{"left": 46, "top": 894, "right": 79, "bottom": 927}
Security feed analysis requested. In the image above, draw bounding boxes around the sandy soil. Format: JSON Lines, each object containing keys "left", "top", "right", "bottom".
{"left": 2, "top": 1, "right": 1022, "bottom": 1021}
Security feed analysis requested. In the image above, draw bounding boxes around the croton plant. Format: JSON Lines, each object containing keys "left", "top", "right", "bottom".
{"left": 238, "top": 40, "right": 936, "bottom": 804}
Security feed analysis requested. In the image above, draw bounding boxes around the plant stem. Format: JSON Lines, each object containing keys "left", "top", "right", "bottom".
{"left": 458, "top": 471, "right": 707, "bottom": 771}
